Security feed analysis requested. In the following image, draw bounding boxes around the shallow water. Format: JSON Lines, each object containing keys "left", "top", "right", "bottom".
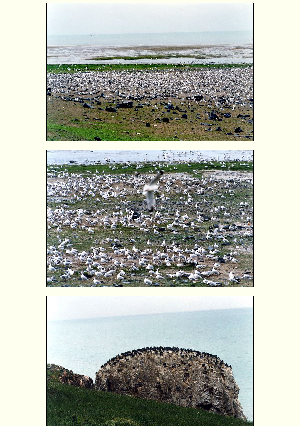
{"left": 47, "top": 31, "right": 253, "bottom": 64}
{"left": 47, "top": 308, "right": 253, "bottom": 420}
{"left": 47, "top": 150, "right": 253, "bottom": 165}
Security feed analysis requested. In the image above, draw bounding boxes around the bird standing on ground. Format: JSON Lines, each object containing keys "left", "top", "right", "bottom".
{"left": 143, "top": 171, "right": 164, "bottom": 212}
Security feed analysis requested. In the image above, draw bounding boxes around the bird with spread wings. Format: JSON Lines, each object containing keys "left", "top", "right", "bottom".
{"left": 143, "top": 170, "right": 164, "bottom": 212}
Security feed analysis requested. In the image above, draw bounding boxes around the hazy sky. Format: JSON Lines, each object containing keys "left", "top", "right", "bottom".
{"left": 47, "top": 296, "right": 253, "bottom": 321}
{"left": 47, "top": 3, "right": 253, "bottom": 36}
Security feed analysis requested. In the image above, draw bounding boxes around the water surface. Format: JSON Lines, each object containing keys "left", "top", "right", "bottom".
{"left": 47, "top": 31, "right": 253, "bottom": 64}
{"left": 47, "top": 150, "right": 253, "bottom": 165}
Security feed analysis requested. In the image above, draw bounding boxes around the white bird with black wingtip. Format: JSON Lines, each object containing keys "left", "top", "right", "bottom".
{"left": 143, "top": 170, "right": 164, "bottom": 212}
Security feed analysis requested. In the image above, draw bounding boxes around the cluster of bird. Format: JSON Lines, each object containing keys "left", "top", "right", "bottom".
{"left": 100, "top": 346, "right": 231, "bottom": 370}
{"left": 47, "top": 166, "right": 253, "bottom": 287}
{"left": 47, "top": 67, "right": 253, "bottom": 108}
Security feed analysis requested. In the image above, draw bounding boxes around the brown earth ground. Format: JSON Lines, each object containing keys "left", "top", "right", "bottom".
{"left": 47, "top": 96, "right": 253, "bottom": 141}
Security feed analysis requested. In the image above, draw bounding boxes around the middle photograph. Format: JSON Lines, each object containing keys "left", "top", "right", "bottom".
{"left": 47, "top": 150, "right": 253, "bottom": 287}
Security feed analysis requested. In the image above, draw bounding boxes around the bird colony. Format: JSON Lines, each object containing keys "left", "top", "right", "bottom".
{"left": 47, "top": 67, "right": 253, "bottom": 107}
{"left": 47, "top": 162, "right": 253, "bottom": 287}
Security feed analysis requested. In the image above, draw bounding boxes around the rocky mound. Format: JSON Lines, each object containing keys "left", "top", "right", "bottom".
{"left": 95, "top": 347, "right": 246, "bottom": 420}
{"left": 47, "top": 364, "right": 94, "bottom": 389}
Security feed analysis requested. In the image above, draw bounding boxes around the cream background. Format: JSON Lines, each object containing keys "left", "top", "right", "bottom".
{"left": 2, "top": 0, "right": 298, "bottom": 424}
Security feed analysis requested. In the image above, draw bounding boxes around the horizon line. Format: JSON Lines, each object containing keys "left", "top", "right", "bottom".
{"left": 48, "top": 306, "right": 252, "bottom": 323}
{"left": 48, "top": 29, "right": 253, "bottom": 37}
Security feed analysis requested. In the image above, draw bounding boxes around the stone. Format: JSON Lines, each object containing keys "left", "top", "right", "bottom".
{"left": 237, "top": 114, "right": 250, "bottom": 119}
{"left": 116, "top": 101, "right": 133, "bottom": 108}
{"left": 235, "top": 127, "right": 243, "bottom": 133}
{"left": 106, "top": 106, "right": 117, "bottom": 112}
{"left": 162, "top": 117, "right": 169, "bottom": 123}
{"left": 209, "top": 111, "right": 220, "bottom": 121}
{"left": 48, "top": 364, "right": 94, "bottom": 389}
{"left": 83, "top": 102, "right": 93, "bottom": 109}
{"left": 131, "top": 211, "right": 140, "bottom": 220}
{"left": 181, "top": 114, "right": 188, "bottom": 119}
{"left": 95, "top": 347, "right": 246, "bottom": 420}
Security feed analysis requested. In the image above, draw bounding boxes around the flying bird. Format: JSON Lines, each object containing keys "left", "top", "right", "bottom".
{"left": 143, "top": 171, "right": 164, "bottom": 212}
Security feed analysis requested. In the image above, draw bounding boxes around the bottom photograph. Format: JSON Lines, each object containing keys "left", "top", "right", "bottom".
{"left": 47, "top": 296, "right": 253, "bottom": 425}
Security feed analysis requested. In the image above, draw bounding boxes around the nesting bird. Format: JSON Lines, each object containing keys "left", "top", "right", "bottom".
{"left": 143, "top": 171, "right": 164, "bottom": 212}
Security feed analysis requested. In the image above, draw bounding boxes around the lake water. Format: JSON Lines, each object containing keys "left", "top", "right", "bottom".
{"left": 47, "top": 150, "right": 253, "bottom": 165}
{"left": 47, "top": 31, "right": 253, "bottom": 64}
{"left": 47, "top": 307, "right": 253, "bottom": 420}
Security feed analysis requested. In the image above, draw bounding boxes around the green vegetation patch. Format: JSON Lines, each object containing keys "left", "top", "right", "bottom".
{"left": 47, "top": 63, "right": 253, "bottom": 74}
{"left": 47, "top": 161, "right": 253, "bottom": 176}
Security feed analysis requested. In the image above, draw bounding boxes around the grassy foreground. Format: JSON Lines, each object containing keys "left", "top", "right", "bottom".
{"left": 47, "top": 366, "right": 252, "bottom": 426}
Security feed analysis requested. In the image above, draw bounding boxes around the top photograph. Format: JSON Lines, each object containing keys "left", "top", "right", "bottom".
{"left": 47, "top": 3, "right": 253, "bottom": 141}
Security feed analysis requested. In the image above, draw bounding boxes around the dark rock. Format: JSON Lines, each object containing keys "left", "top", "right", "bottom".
{"left": 47, "top": 87, "right": 51, "bottom": 96}
{"left": 194, "top": 95, "right": 203, "bottom": 101}
{"left": 165, "top": 103, "right": 174, "bottom": 110}
{"left": 145, "top": 122, "right": 150, "bottom": 127}
{"left": 223, "top": 113, "right": 231, "bottom": 118}
{"left": 94, "top": 136, "right": 101, "bottom": 141}
{"left": 218, "top": 96, "right": 226, "bottom": 104}
{"left": 216, "top": 126, "right": 222, "bottom": 131}
{"left": 105, "top": 106, "right": 117, "bottom": 112}
{"left": 83, "top": 102, "right": 93, "bottom": 109}
{"left": 181, "top": 114, "right": 188, "bottom": 119}
{"left": 116, "top": 101, "right": 133, "bottom": 108}
{"left": 209, "top": 111, "right": 221, "bottom": 121}
{"left": 235, "top": 127, "right": 243, "bottom": 133}
{"left": 132, "top": 211, "right": 140, "bottom": 220}
{"left": 162, "top": 117, "right": 169, "bottom": 123}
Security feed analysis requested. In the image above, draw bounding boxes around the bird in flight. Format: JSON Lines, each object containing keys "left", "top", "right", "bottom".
{"left": 143, "top": 171, "right": 164, "bottom": 212}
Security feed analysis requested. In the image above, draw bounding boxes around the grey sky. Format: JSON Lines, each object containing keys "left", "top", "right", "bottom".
{"left": 47, "top": 3, "right": 253, "bottom": 36}
{"left": 47, "top": 296, "right": 253, "bottom": 321}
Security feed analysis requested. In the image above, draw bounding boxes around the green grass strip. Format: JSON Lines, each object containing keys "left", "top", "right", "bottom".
{"left": 47, "top": 63, "right": 253, "bottom": 74}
